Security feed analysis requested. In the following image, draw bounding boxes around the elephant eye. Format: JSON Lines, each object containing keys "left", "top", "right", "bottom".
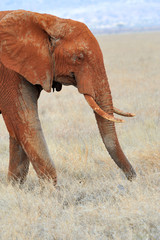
{"left": 77, "top": 53, "right": 84, "bottom": 61}
{"left": 72, "top": 53, "right": 84, "bottom": 63}
{"left": 49, "top": 36, "right": 52, "bottom": 42}
{"left": 48, "top": 36, "right": 59, "bottom": 48}
{"left": 49, "top": 36, "right": 54, "bottom": 45}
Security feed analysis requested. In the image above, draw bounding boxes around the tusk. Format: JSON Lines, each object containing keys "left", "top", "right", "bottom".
{"left": 84, "top": 94, "right": 124, "bottom": 123}
{"left": 113, "top": 107, "right": 135, "bottom": 117}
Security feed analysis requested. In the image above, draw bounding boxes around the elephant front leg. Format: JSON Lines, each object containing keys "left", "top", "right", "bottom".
{"left": 19, "top": 122, "right": 57, "bottom": 185}
{"left": 1, "top": 77, "right": 57, "bottom": 185}
{"left": 8, "top": 135, "right": 30, "bottom": 184}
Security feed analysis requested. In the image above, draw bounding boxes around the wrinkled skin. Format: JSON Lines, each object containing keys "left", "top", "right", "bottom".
{"left": 0, "top": 10, "right": 136, "bottom": 184}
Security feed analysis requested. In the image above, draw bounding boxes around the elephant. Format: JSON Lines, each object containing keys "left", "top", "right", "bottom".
{"left": 0, "top": 10, "right": 136, "bottom": 185}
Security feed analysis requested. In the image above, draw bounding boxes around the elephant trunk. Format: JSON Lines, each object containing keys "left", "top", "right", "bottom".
{"left": 95, "top": 88, "right": 136, "bottom": 180}
{"left": 95, "top": 113, "right": 136, "bottom": 180}
{"left": 84, "top": 80, "right": 136, "bottom": 180}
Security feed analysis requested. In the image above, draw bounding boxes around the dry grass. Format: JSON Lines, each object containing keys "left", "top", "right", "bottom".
{"left": 0, "top": 31, "right": 160, "bottom": 239}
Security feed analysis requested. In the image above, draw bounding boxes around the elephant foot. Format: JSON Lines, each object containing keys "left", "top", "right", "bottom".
{"left": 32, "top": 162, "right": 57, "bottom": 185}
{"left": 8, "top": 162, "right": 29, "bottom": 185}
{"left": 8, "top": 171, "right": 28, "bottom": 185}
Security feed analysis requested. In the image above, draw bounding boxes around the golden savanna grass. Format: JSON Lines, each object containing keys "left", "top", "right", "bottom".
{"left": 0, "top": 31, "right": 160, "bottom": 239}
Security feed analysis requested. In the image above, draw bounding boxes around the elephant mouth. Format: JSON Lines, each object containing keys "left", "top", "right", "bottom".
{"left": 71, "top": 72, "right": 76, "bottom": 81}
{"left": 55, "top": 73, "right": 77, "bottom": 87}
{"left": 84, "top": 95, "right": 135, "bottom": 123}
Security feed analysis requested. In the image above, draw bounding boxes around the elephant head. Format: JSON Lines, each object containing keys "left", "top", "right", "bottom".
{"left": 0, "top": 10, "right": 136, "bottom": 183}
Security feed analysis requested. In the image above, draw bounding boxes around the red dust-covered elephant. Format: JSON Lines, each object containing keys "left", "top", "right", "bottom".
{"left": 0, "top": 10, "right": 136, "bottom": 185}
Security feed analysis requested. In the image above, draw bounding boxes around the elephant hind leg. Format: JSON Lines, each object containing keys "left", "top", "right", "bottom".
{"left": 8, "top": 135, "right": 30, "bottom": 184}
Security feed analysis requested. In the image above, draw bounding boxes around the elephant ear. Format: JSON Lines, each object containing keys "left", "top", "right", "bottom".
{"left": 0, "top": 10, "right": 54, "bottom": 92}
